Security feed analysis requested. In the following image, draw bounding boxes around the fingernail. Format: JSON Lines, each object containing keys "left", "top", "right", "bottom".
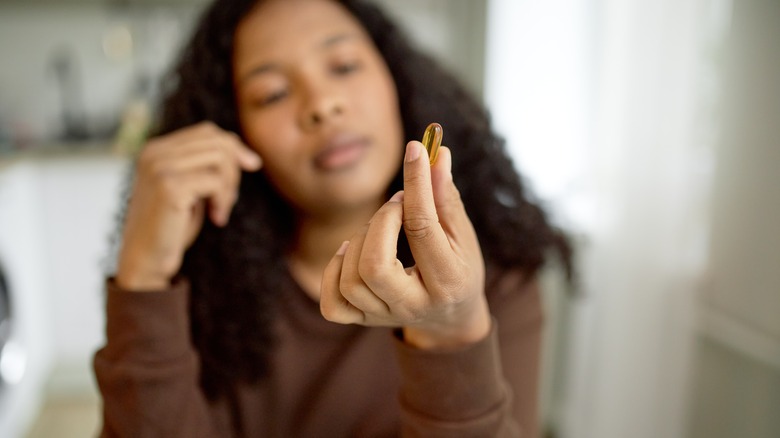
{"left": 405, "top": 142, "right": 421, "bottom": 163}
{"left": 218, "top": 209, "right": 230, "bottom": 227}
{"left": 246, "top": 152, "right": 262, "bottom": 169}
{"left": 388, "top": 190, "right": 404, "bottom": 203}
{"left": 211, "top": 208, "right": 225, "bottom": 227}
{"left": 336, "top": 240, "right": 349, "bottom": 256}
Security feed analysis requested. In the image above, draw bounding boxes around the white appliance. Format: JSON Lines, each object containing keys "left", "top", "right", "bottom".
{"left": 0, "top": 161, "right": 55, "bottom": 438}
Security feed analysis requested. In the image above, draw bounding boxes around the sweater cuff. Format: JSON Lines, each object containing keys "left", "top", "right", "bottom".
{"left": 102, "top": 277, "right": 192, "bottom": 363}
{"left": 394, "top": 318, "right": 507, "bottom": 421}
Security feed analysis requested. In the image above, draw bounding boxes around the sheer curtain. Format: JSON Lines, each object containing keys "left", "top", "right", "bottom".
{"left": 484, "top": 0, "right": 729, "bottom": 437}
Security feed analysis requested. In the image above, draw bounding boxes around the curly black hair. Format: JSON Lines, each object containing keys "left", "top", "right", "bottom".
{"left": 151, "top": 0, "right": 572, "bottom": 404}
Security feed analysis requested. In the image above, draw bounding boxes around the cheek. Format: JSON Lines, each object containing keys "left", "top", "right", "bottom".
{"left": 355, "top": 70, "right": 403, "bottom": 142}
{"left": 253, "top": 152, "right": 305, "bottom": 205}
{"left": 240, "top": 109, "right": 296, "bottom": 159}
{"left": 239, "top": 124, "right": 301, "bottom": 193}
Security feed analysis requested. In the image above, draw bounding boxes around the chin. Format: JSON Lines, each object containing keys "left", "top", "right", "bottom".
{"left": 309, "top": 188, "right": 387, "bottom": 216}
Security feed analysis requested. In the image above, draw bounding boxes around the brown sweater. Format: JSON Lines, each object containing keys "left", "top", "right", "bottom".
{"left": 93, "top": 267, "right": 543, "bottom": 437}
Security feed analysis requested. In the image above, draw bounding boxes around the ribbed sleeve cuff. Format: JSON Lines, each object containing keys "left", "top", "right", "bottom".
{"left": 394, "top": 319, "right": 507, "bottom": 421}
{"left": 102, "top": 277, "right": 192, "bottom": 363}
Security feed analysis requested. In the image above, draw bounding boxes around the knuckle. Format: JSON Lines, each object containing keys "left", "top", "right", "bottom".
{"left": 199, "top": 121, "right": 218, "bottom": 132}
{"left": 220, "top": 145, "right": 235, "bottom": 168}
{"left": 357, "top": 258, "right": 387, "bottom": 285}
{"left": 213, "top": 144, "right": 234, "bottom": 172}
{"left": 405, "top": 172, "right": 428, "bottom": 188}
{"left": 442, "top": 278, "right": 466, "bottom": 301}
{"left": 404, "top": 205, "right": 434, "bottom": 222}
{"left": 158, "top": 177, "right": 179, "bottom": 199}
{"left": 319, "top": 300, "right": 338, "bottom": 322}
{"left": 320, "top": 294, "right": 355, "bottom": 324}
{"left": 403, "top": 217, "right": 437, "bottom": 241}
{"left": 439, "top": 267, "right": 469, "bottom": 300}
{"left": 374, "top": 201, "right": 402, "bottom": 221}
{"left": 147, "top": 161, "right": 169, "bottom": 180}
{"left": 447, "top": 184, "right": 464, "bottom": 205}
{"left": 211, "top": 192, "right": 228, "bottom": 209}
{"left": 396, "top": 304, "right": 424, "bottom": 324}
{"left": 338, "top": 279, "right": 361, "bottom": 301}
{"left": 137, "top": 147, "right": 156, "bottom": 168}
{"left": 228, "top": 169, "right": 241, "bottom": 192}
{"left": 144, "top": 137, "right": 162, "bottom": 150}
{"left": 225, "top": 131, "right": 243, "bottom": 145}
{"left": 226, "top": 190, "right": 239, "bottom": 208}
{"left": 442, "top": 186, "right": 465, "bottom": 212}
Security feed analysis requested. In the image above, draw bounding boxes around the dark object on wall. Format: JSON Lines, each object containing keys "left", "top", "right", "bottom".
{"left": 49, "top": 46, "right": 89, "bottom": 141}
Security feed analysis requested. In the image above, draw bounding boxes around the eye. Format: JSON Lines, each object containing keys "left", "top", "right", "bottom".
{"left": 253, "top": 89, "right": 289, "bottom": 108}
{"left": 332, "top": 61, "right": 361, "bottom": 76}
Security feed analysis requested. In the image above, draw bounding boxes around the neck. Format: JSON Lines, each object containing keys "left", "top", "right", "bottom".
{"left": 288, "top": 199, "right": 385, "bottom": 299}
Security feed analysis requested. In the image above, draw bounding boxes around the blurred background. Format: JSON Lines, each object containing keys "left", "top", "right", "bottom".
{"left": 0, "top": 0, "right": 777, "bottom": 437}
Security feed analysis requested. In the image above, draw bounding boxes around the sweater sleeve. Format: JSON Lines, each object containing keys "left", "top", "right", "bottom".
{"left": 393, "top": 271, "right": 543, "bottom": 438}
{"left": 93, "top": 278, "right": 227, "bottom": 438}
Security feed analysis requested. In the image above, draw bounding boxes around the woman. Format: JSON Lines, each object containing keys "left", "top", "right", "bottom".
{"left": 94, "top": 0, "right": 572, "bottom": 436}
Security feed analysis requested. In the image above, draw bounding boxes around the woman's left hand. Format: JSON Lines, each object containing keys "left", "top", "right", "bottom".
{"left": 320, "top": 141, "right": 491, "bottom": 349}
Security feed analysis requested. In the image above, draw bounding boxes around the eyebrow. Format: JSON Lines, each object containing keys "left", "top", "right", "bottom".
{"left": 238, "top": 33, "right": 361, "bottom": 85}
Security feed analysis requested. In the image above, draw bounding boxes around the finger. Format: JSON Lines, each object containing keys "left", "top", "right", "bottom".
{"left": 430, "top": 146, "right": 475, "bottom": 245}
{"left": 145, "top": 125, "right": 261, "bottom": 174}
{"left": 402, "top": 141, "right": 458, "bottom": 281}
{"left": 153, "top": 134, "right": 261, "bottom": 172}
{"left": 152, "top": 143, "right": 231, "bottom": 176}
{"left": 164, "top": 172, "right": 225, "bottom": 213}
{"left": 340, "top": 224, "right": 391, "bottom": 316}
{"left": 143, "top": 122, "right": 223, "bottom": 159}
{"left": 187, "top": 127, "right": 262, "bottom": 171}
{"left": 157, "top": 142, "right": 238, "bottom": 226}
{"left": 156, "top": 161, "right": 234, "bottom": 227}
{"left": 359, "top": 191, "right": 410, "bottom": 306}
{"left": 163, "top": 121, "right": 226, "bottom": 144}
{"left": 155, "top": 137, "right": 254, "bottom": 226}
{"left": 153, "top": 140, "right": 239, "bottom": 189}
{"left": 320, "top": 241, "right": 364, "bottom": 324}
{"left": 225, "top": 132, "right": 263, "bottom": 171}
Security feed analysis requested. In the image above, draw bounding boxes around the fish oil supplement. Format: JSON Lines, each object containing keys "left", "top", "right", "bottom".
{"left": 421, "top": 123, "right": 443, "bottom": 166}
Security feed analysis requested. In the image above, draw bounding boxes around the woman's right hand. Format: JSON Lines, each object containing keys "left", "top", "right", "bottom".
{"left": 115, "top": 122, "right": 262, "bottom": 291}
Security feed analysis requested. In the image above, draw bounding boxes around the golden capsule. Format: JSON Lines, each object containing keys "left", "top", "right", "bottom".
{"left": 421, "top": 122, "right": 443, "bottom": 166}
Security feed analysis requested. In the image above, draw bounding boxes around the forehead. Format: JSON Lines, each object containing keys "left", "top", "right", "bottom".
{"left": 234, "top": 0, "right": 367, "bottom": 66}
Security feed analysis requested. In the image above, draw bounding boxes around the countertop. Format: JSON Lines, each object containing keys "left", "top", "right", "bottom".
{"left": 0, "top": 141, "right": 131, "bottom": 170}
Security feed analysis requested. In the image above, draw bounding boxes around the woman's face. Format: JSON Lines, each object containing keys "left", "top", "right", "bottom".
{"left": 233, "top": 0, "right": 404, "bottom": 217}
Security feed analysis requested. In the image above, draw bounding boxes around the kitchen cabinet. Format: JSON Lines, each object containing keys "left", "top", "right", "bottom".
{"left": 0, "top": 147, "right": 130, "bottom": 437}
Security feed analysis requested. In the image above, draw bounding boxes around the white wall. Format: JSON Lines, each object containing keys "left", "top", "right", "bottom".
{"left": 484, "top": 0, "right": 734, "bottom": 437}
{"left": 688, "top": 0, "right": 780, "bottom": 436}
{"left": 483, "top": 1, "right": 595, "bottom": 432}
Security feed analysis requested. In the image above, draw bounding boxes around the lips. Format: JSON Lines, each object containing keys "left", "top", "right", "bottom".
{"left": 313, "top": 133, "right": 370, "bottom": 171}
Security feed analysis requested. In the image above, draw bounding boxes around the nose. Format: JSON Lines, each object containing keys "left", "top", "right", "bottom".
{"left": 299, "top": 79, "right": 344, "bottom": 130}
